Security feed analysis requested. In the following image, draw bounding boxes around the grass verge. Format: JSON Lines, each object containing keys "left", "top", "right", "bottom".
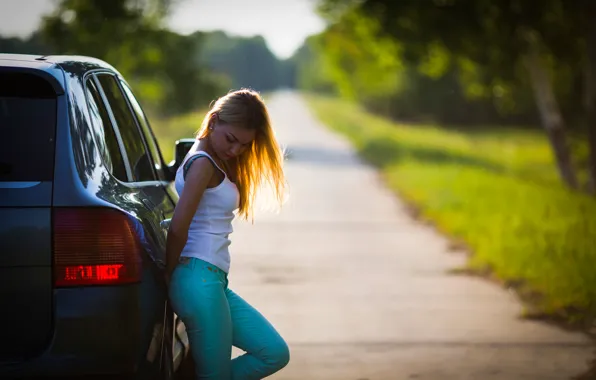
{"left": 150, "top": 110, "right": 205, "bottom": 163}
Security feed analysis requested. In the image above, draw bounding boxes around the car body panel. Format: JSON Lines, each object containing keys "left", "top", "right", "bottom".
{"left": 0, "top": 54, "right": 188, "bottom": 378}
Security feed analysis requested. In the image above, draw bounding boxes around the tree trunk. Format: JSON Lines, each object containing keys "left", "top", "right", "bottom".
{"left": 585, "top": 5, "right": 596, "bottom": 194}
{"left": 523, "top": 36, "right": 579, "bottom": 189}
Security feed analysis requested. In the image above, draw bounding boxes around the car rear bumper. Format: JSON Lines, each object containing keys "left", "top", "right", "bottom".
{"left": 0, "top": 285, "right": 147, "bottom": 378}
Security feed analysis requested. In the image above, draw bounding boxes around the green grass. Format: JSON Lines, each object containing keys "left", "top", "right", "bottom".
{"left": 305, "top": 93, "right": 596, "bottom": 324}
{"left": 150, "top": 109, "right": 206, "bottom": 163}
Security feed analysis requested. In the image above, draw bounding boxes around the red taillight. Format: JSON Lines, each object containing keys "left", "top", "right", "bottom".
{"left": 53, "top": 208, "right": 143, "bottom": 287}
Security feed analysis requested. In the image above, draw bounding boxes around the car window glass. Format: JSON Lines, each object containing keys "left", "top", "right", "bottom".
{"left": 0, "top": 72, "right": 56, "bottom": 181}
{"left": 85, "top": 78, "right": 128, "bottom": 181}
{"left": 120, "top": 80, "right": 168, "bottom": 181}
{"left": 97, "top": 74, "right": 156, "bottom": 182}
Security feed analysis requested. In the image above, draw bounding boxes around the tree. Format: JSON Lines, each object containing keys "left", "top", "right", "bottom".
{"left": 319, "top": 0, "right": 593, "bottom": 190}
{"left": 584, "top": 2, "right": 596, "bottom": 194}
{"left": 290, "top": 36, "right": 339, "bottom": 95}
{"left": 41, "top": 0, "right": 151, "bottom": 69}
{"left": 0, "top": 32, "right": 52, "bottom": 55}
{"left": 306, "top": 7, "right": 514, "bottom": 124}
{"left": 196, "top": 31, "right": 286, "bottom": 92}
{"left": 40, "top": 0, "right": 219, "bottom": 115}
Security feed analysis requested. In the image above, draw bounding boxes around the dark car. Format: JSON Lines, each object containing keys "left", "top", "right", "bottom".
{"left": 0, "top": 54, "right": 196, "bottom": 379}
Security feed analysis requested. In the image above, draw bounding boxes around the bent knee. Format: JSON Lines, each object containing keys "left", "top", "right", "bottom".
{"left": 265, "top": 339, "right": 290, "bottom": 370}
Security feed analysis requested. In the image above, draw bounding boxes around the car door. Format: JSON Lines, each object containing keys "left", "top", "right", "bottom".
{"left": 117, "top": 78, "right": 176, "bottom": 233}
{"left": 94, "top": 73, "right": 188, "bottom": 370}
{"left": 89, "top": 72, "right": 177, "bottom": 372}
{"left": 116, "top": 78, "right": 190, "bottom": 368}
{"left": 94, "top": 74, "right": 171, "bottom": 263}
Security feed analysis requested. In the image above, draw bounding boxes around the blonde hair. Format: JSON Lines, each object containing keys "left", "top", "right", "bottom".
{"left": 196, "top": 89, "right": 287, "bottom": 220}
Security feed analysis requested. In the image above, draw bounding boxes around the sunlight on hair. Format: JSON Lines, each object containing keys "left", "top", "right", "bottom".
{"left": 196, "top": 89, "right": 289, "bottom": 221}
{"left": 253, "top": 143, "right": 291, "bottom": 215}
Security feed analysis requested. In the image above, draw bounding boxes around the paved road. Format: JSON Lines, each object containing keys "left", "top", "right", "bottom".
{"left": 229, "top": 91, "right": 594, "bottom": 379}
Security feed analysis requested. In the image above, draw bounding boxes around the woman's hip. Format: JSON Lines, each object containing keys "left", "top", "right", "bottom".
{"left": 168, "top": 257, "right": 229, "bottom": 315}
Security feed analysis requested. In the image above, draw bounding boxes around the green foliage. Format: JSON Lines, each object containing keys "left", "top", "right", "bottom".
{"left": 195, "top": 31, "right": 295, "bottom": 92}
{"left": 3, "top": 1, "right": 295, "bottom": 115}
{"left": 289, "top": 36, "right": 337, "bottom": 94}
{"left": 40, "top": 0, "right": 147, "bottom": 67}
{"left": 143, "top": 29, "right": 222, "bottom": 115}
{"left": 292, "top": 7, "right": 405, "bottom": 103}
{"left": 306, "top": 94, "right": 596, "bottom": 322}
{"left": 310, "top": 0, "right": 588, "bottom": 128}
{"left": 0, "top": 32, "right": 52, "bottom": 55}
{"left": 316, "top": 8, "right": 404, "bottom": 101}
{"left": 150, "top": 109, "right": 207, "bottom": 163}
{"left": 301, "top": 3, "right": 548, "bottom": 126}
{"left": 37, "top": 0, "right": 221, "bottom": 116}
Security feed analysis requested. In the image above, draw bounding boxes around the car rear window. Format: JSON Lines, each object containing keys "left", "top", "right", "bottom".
{"left": 0, "top": 72, "right": 57, "bottom": 181}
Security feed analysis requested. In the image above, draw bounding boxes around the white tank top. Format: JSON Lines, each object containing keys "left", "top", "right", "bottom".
{"left": 174, "top": 150, "right": 239, "bottom": 273}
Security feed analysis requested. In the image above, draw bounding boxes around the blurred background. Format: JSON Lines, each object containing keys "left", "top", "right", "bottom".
{"left": 1, "top": 0, "right": 596, "bottom": 378}
{"left": 0, "top": 0, "right": 327, "bottom": 161}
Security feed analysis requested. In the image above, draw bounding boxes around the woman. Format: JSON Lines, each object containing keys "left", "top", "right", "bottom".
{"left": 165, "top": 89, "right": 289, "bottom": 379}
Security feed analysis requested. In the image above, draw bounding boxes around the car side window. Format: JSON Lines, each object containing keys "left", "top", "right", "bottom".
{"left": 85, "top": 78, "right": 128, "bottom": 181}
{"left": 96, "top": 74, "right": 156, "bottom": 183}
{"left": 119, "top": 80, "right": 169, "bottom": 181}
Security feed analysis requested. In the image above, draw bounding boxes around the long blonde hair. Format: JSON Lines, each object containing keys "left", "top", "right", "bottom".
{"left": 196, "top": 89, "right": 287, "bottom": 220}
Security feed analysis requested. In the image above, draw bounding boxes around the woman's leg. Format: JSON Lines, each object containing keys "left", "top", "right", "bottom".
{"left": 227, "top": 289, "right": 290, "bottom": 380}
{"left": 168, "top": 258, "right": 233, "bottom": 379}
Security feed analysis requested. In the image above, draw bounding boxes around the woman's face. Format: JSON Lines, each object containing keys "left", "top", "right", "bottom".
{"left": 209, "top": 119, "right": 256, "bottom": 161}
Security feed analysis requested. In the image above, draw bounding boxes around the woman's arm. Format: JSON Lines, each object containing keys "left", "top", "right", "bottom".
{"left": 165, "top": 157, "right": 215, "bottom": 278}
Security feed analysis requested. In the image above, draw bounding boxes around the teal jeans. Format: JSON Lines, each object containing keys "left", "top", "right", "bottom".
{"left": 168, "top": 257, "right": 290, "bottom": 379}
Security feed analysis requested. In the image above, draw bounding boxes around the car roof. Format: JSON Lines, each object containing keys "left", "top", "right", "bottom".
{"left": 0, "top": 54, "right": 122, "bottom": 94}
{"left": 0, "top": 53, "right": 120, "bottom": 77}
